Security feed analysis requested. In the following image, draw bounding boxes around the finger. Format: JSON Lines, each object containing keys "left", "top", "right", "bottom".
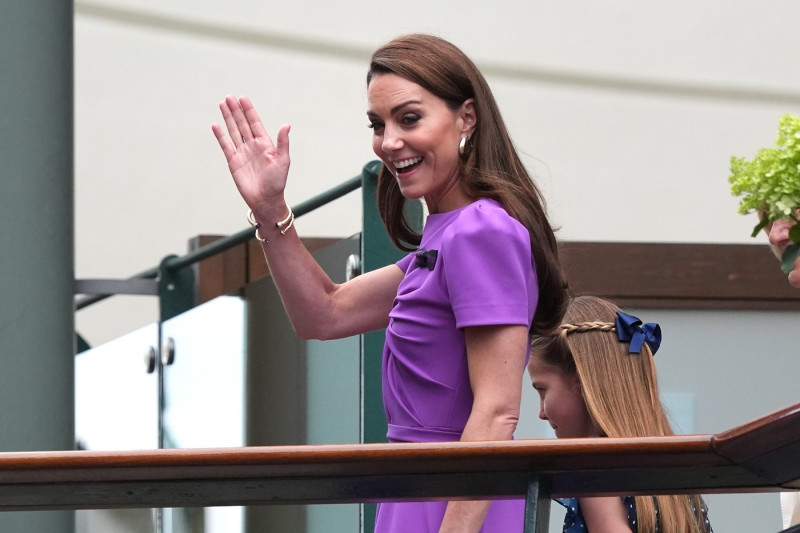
{"left": 219, "top": 97, "right": 244, "bottom": 149}
{"left": 275, "top": 123, "right": 291, "bottom": 158}
{"left": 211, "top": 123, "right": 236, "bottom": 162}
{"left": 240, "top": 96, "right": 271, "bottom": 144}
{"left": 226, "top": 95, "right": 255, "bottom": 145}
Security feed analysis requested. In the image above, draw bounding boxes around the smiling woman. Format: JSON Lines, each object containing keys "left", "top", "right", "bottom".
{"left": 366, "top": 73, "right": 475, "bottom": 213}
{"left": 211, "top": 33, "right": 568, "bottom": 533}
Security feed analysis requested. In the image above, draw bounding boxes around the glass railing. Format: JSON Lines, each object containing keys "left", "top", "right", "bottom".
{"left": 74, "top": 161, "right": 415, "bottom": 533}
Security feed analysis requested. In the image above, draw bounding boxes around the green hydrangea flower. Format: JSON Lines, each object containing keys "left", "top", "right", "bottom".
{"left": 729, "top": 113, "right": 800, "bottom": 223}
{"left": 729, "top": 113, "right": 800, "bottom": 274}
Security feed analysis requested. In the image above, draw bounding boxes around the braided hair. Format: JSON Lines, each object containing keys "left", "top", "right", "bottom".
{"left": 531, "top": 296, "right": 711, "bottom": 533}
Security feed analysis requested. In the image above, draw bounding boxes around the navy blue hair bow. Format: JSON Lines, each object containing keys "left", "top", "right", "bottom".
{"left": 614, "top": 311, "right": 661, "bottom": 355}
{"left": 415, "top": 249, "right": 438, "bottom": 271}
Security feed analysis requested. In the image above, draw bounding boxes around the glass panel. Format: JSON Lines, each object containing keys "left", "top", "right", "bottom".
{"left": 305, "top": 238, "right": 363, "bottom": 532}
{"left": 161, "top": 295, "right": 246, "bottom": 449}
{"left": 306, "top": 336, "right": 360, "bottom": 443}
{"left": 75, "top": 322, "right": 159, "bottom": 450}
{"left": 244, "top": 235, "right": 362, "bottom": 533}
{"left": 160, "top": 295, "right": 247, "bottom": 533}
{"left": 75, "top": 323, "right": 159, "bottom": 533}
{"left": 305, "top": 336, "right": 360, "bottom": 532}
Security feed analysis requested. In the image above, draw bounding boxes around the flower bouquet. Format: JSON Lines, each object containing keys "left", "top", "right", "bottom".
{"left": 729, "top": 113, "right": 800, "bottom": 274}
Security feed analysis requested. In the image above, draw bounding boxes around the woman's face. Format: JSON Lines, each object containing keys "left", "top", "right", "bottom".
{"left": 367, "top": 73, "right": 475, "bottom": 213}
{"left": 527, "top": 353, "right": 594, "bottom": 438}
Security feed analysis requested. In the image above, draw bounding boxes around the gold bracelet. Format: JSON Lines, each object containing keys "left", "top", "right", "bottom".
{"left": 279, "top": 211, "right": 295, "bottom": 235}
{"left": 247, "top": 207, "right": 295, "bottom": 242}
{"left": 275, "top": 208, "right": 293, "bottom": 229}
{"left": 246, "top": 210, "right": 268, "bottom": 244}
{"left": 247, "top": 209, "right": 259, "bottom": 228}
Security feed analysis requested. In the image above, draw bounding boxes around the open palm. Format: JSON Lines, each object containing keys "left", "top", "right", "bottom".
{"left": 212, "top": 95, "right": 291, "bottom": 213}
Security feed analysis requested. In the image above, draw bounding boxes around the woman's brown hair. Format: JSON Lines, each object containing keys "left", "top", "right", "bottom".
{"left": 367, "top": 33, "right": 568, "bottom": 334}
{"left": 531, "top": 296, "right": 711, "bottom": 533}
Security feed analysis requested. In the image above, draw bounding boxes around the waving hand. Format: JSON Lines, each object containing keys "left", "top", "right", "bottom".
{"left": 211, "top": 95, "right": 291, "bottom": 214}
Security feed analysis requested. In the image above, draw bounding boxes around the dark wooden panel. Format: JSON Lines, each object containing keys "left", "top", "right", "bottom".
{"left": 189, "top": 235, "right": 248, "bottom": 305}
{"left": 190, "top": 236, "right": 340, "bottom": 304}
{"left": 560, "top": 242, "right": 800, "bottom": 310}
{"left": 189, "top": 237, "right": 800, "bottom": 310}
{"left": 245, "top": 238, "right": 339, "bottom": 283}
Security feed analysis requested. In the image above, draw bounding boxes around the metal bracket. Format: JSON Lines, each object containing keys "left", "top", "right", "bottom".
{"left": 158, "top": 255, "right": 195, "bottom": 322}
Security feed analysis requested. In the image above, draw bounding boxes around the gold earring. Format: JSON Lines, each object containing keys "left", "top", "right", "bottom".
{"left": 458, "top": 135, "right": 470, "bottom": 158}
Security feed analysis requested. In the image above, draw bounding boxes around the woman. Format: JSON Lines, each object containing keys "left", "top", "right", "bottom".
{"left": 212, "top": 33, "right": 568, "bottom": 533}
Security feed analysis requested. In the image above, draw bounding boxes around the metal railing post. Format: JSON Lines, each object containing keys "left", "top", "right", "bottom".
{"left": 523, "top": 475, "right": 551, "bottom": 533}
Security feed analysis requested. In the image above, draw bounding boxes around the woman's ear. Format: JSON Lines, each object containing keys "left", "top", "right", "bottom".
{"left": 459, "top": 98, "right": 477, "bottom": 137}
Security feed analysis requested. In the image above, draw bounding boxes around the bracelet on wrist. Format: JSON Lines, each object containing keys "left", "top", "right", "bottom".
{"left": 247, "top": 207, "right": 295, "bottom": 243}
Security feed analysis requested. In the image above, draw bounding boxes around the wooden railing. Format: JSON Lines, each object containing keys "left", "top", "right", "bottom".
{"left": 1, "top": 401, "right": 799, "bottom": 532}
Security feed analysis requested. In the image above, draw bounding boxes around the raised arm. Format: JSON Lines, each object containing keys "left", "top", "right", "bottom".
{"left": 211, "top": 95, "right": 402, "bottom": 339}
{"left": 579, "top": 496, "right": 634, "bottom": 533}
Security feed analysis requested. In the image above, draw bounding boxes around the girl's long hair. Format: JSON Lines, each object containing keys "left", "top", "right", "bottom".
{"left": 531, "top": 296, "right": 710, "bottom": 533}
{"left": 367, "top": 33, "right": 568, "bottom": 335}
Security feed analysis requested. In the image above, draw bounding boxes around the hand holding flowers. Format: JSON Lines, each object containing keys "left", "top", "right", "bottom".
{"left": 729, "top": 113, "right": 800, "bottom": 275}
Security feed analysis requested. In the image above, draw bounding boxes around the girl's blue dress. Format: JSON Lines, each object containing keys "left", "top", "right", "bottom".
{"left": 556, "top": 497, "right": 637, "bottom": 532}
{"left": 555, "top": 496, "right": 713, "bottom": 532}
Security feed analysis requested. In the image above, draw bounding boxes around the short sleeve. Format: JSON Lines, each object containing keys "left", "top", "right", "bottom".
{"left": 396, "top": 252, "right": 415, "bottom": 274}
{"left": 440, "top": 202, "right": 537, "bottom": 329}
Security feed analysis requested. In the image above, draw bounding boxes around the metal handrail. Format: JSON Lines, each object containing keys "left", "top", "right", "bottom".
{"left": 75, "top": 173, "right": 365, "bottom": 311}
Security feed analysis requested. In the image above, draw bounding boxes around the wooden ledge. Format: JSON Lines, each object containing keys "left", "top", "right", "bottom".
{"left": 0, "top": 402, "right": 797, "bottom": 511}
{"left": 712, "top": 402, "right": 800, "bottom": 486}
{"left": 0, "top": 436, "right": 719, "bottom": 481}
{"left": 0, "top": 428, "right": 785, "bottom": 511}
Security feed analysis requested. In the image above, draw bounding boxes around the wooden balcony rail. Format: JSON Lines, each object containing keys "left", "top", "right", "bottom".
{"left": 1, "top": 401, "right": 799, "bottom": 532}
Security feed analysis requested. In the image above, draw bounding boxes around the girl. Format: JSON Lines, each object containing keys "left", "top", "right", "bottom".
{"left": 529, "top": 295, "right": 712, "bottom": 533}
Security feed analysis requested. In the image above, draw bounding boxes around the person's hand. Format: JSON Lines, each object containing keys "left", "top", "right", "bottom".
{"left": 788, "top": 255, "right": 800, "bottom": 288}
{"left": 765, "top": 216, "right": 800, "bottom": 288}
{"left": 211, "top": 95, "right": 291, "bottom": 215}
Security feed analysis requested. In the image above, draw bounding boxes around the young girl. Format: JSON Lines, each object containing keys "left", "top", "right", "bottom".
{"left": 529, "top": 295, "right": 712, "bottom": 533}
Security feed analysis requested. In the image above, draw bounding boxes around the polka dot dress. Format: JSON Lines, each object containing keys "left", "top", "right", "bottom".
{"left": 555, "top": 496, "right": 712, "bottom": 532}
{"left": 555, "top": 496, "right": 637, "bottom": 532}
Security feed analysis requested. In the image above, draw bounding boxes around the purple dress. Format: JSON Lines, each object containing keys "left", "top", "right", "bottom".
{"left": 375, "top": 198, "right": 539, "bottom": 533}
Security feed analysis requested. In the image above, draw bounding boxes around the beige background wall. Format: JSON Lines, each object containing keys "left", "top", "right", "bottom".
{"left": 74, "top": 0, "right": 800, "bottom": 344}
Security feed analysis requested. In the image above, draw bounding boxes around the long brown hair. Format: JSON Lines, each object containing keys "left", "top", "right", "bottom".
{"left": 531, "top": 296, "right": 710, "bottom": 533}
{"left": 367, "top": 33, "right": 568, "bottom": 334}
